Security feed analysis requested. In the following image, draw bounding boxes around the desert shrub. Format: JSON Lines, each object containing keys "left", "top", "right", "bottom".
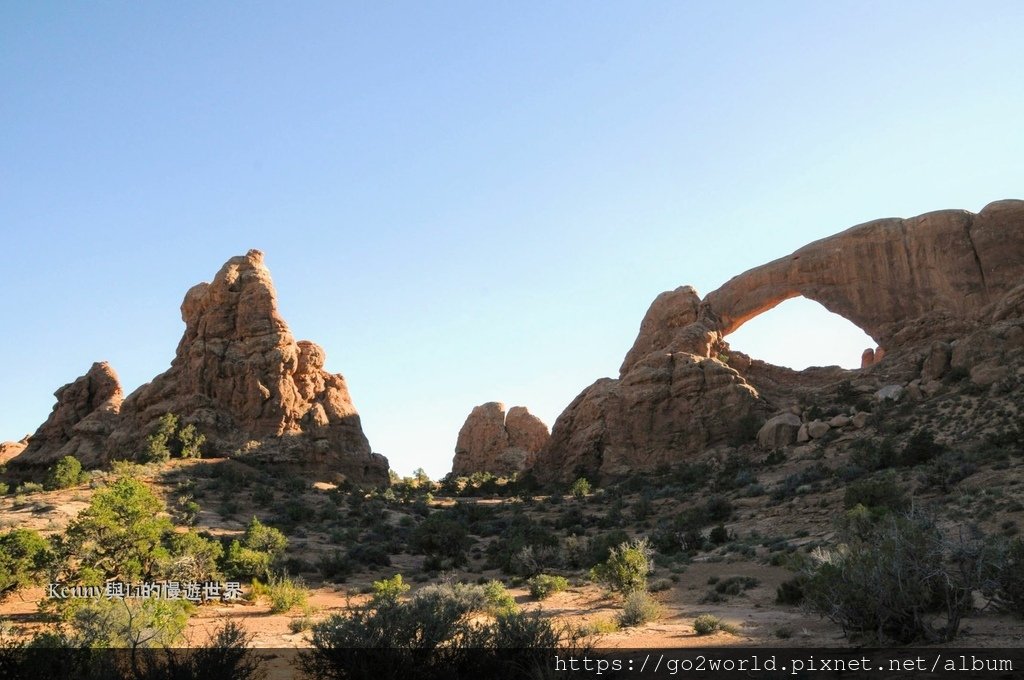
{"left": 44, "top": 455, "right": 83, "bottom": 490}
{"left": 223, "top": 517, "right": 288, "bottom": 580}
{"left": 714, "top": 575, "right": 759, "bottom": 596}
{"left": 842, "top": 472, "right": 908, "bottom": 515}
{"left": 569, "top": 477, "right": 591, "bottom": 498}
{"left": 666, "top": 462, "right": 714, "bottom": 491}
{"left": 372, "top": 574, "right": 410, "bottom": 604}
{"left": 143, "top": 413, "right": 178, "bottom": 462}
{"left": 984, "top": 536, "right": 1024, "bottom": 616}
{"left": 704, "top": 495, "right": 733, "bottom": 522}
{"left": 252, "top": 573, "right": 309, "bottom": 613}
{"left": 555, "top": 506, "right": 586, "bottom": 534}
{"left": 177, "top": 423, "right": 206, "bottom": 459}
{"left": 485, "top": 511, "right": 559, "bottom": 574}
{"left": 159, "top": 530, "right": 223, "bottom": 582}
{"left": 175, "top": 496, "right": 201, "bottom": 525}
{"left": 899, "top": 430, "right": 943, "bottom": 467}
{"left": 692, "top": 613, "right": 734, "bottom": 636}
{"left": 54, "top": 596, "right": 195, "bottom": 648}
{"left": 579, "top": 617, "right": 620, "bottom": 636}
{"left": 302, "top": 581, "right": 581, "bottom": 679}
{"left": 629, "top": 491, "right": 653, "bottom": 521}
{"left": 411, "top": 511, "right": 471, "bottom": 568}
{"left": 527, "top": 574, "right": 568, "bottom": 600}
{"left": 142, "top": 413, "right": 206, "bottom": 462}
{"left": 16, "top": 482, "right": 44, "bottom": 495}
{"left": 590, "top": 538, "right": 653, "bottom": 594}
{"left": 618, "top": 591, "right": 661, "bottom": 627}
{"left": 482, "top": 580, "right": 518, "bottom": 616}
{"left": 919, "top": 451, "right": 977, "bottom": 492}
{"left": 347, "top": 543, "right": 392, "bottom": 569}
{"left": 772, "top": 463, "right": 831, "bottom": 500}
{"left": 317, "top": 550, "right": 352, "bottom": 581}
{"left": 708, "top": 525, "right": 730, "bottom": 545}
{"left": 803, "top": 511, "right": 984, "bottom": 644}
{"left": 728, "top": 413, "right": 763, "bottom": 446}
{"left": 583, "top": 530, "right": 630, "bottom": 567}
{"left": 62, "top": 477, "right": 173, "bottom": 582}
{"left": 775, "top": 576, "right": 806, "bottom": 605}
{"left": 0, "top": 529, "right": 52, "bottom": 598}
{"left": 251, "top": 485, "right": 275, "bottom": 507}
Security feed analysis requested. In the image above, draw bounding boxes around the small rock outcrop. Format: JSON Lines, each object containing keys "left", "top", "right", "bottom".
{"left": 0, "top": 436, "right": 30, "bottom": 465}
{"left": 10, "top": 250, "right": 388, "bottom": 486}
{"left": 452, "top": 402, "right": 548, "bottom": 476}
{"left": 14, "top": 362, "right": 123, "bottom": 467}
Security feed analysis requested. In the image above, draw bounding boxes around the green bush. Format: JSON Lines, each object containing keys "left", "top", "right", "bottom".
{"left": 252, "top": 573, "right": 309, "bottom": 613}
{"left": 0, "top": 529, "right": 52, "bottom": 598}
{"left": 45, "top": 455, "right": 83, "bottom": 490}
{"left": 223, "top": 517, "right": 287, "bottom": 580}
{"left": 411, "top": 511, "right": 470, "bottom": 568}
{"left": 372, "top": 574, "right": 411, "bottom": 604}
{"left": 775, "top": 576, "right": 806, "bottom": 605}
{"left": 142, "top": 413, "right": 206, "bottom": 462}
{"left": 302, "top": 583, "right": 581, "bottom": 679}
{"left": 692, "top": 613, "right": 730, "bottom": 636}
{"left": 618, "top": 591, "right": 661, "bottom": 627}
{"left": 570, "top": 477, "right": 591, "bottom": 498}
{"left": 843, "top": 472, "right": 908, "bottom": 515}
{"left": 803, "top": 511, "right": 982, "bottom": 644}
{"left": 713, "top": 575, "right": 759, "bottom": 596}
{"left": 160, "top": 530, "right": 223, "bottom": 582}
{"left": 143, "top": 413, "right": 178, "bottom": 463}
{"left": 527, "top": 574, "right": 568, "bottom": 600}
{"left": 63, "top": 478, "right": 173, "bottom": 582}
{"left": 482, "top": 580, "right": 518, "bottom": 617}
{"left": 177, "top": 423, "right": 206, "bottom": 459}
{"left": 590, "top": 538, "right": 653, "bottom": 594}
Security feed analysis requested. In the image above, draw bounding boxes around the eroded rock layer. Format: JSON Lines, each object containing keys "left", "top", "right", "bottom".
{"left": 452, "top": 402, "right": 549, "bottom": 476}
{"left": 533, "top": 200, "right": 1024, "bottom": 482}
{"left": 10, "top": 250, "right": 388, "bottom": 486}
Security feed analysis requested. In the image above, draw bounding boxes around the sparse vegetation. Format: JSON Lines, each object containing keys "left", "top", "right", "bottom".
{"left": 527, "top": 574, "right": 568, "bottom": 599}
{"left": 44, "top": 455, "right": 83, "bottom": 490}
{"left": 590, "top": 538, "right": 653, "bottom": 594}
{"left": 618, "top": 591, "right": 661, "bottom": 627}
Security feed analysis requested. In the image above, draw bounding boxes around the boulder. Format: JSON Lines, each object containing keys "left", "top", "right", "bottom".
{"left": 806, "top": 420, "right": 830, "bottom": 439}
{"left": 875, "top": 384, "right": 904, "bottom": 402}
{"left": 828, "top": 414, "right": 851, "bottom": 428}
{"left": 757, "top": 413, "right": 802, "bottom": 450}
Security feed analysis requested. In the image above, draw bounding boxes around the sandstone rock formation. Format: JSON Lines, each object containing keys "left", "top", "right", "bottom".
{"left": 452, "top": 402, "right": 548, "bottom": 476}
{"left": 15, "top": 362, "right": 123, "bottom": 467}
{"left": 0, "top": 436, "right": 30, "bottom": 465}
{"left": 757, "top": 413, "right": 801, "bottom": 449}
{"left": 703, "top": 200, "right": 1024, "bottom": 348}
{"left": 10, "top": 250, "right": 388, "bottom": 486}
{"left": 532, "top": 200, "right": 1024, "bottom": 482}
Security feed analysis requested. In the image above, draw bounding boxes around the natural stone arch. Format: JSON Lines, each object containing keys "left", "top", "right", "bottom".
{"left": 702, "top": 200, "right": 1024, "bottom": 348}
{"left": 724, "top": 295, "right": 876, "bottom": 370}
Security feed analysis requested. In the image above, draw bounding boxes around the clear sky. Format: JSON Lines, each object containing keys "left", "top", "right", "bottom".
{"left": 2, "top": 2, "right": 1022, "bottom": 479}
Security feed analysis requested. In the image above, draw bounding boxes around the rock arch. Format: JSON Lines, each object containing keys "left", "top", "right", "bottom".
{"left": 703, "top": 200, "right": 1024, "bottom": 347}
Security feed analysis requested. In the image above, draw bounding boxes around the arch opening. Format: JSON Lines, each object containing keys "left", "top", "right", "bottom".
{"left": 723, "top": 296, "right": 876, "bottom": 370}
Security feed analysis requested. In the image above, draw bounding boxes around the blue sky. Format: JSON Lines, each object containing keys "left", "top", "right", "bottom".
{"left": 2, "top": 2, "right": 1022, "bottom": 478}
